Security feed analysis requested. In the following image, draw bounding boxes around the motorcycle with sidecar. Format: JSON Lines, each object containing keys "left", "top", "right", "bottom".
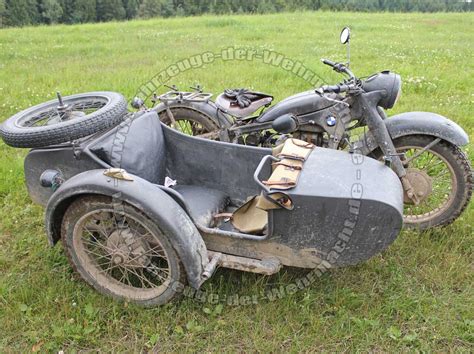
{"left": 0, "top": 96, "right": 404, "bottom": 306}
{"left": 142, "top": 27, "right": 472, "bottom": 230}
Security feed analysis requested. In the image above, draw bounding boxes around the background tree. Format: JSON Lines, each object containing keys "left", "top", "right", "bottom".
{"left": 5, "top": 0, "right": 33, "bottom": 27}
{"left": 0, "top": 0, "right": 6, "bottom": 27}
{"left": 26, "top": 0, "right": 41, "bottom": 25}
{"left": 96, "top": 0, "right": 125, "bottom": 21}
{"left": 138, "top": 0, "right": 161, "bottom": 18}
{"left": 1, "top": 0, "right": 472, "bottom": 28}
{"left": 160, "top": 0, "right": 176, "bottom": 17}
{"left": 123, "top": 0, "right": 140, "bottom": 19}
{"left": 40, "top": 0, "right": 63, "bottom": 24}
{"left": 69, "top": 0, "right": 97, "bottom": 23}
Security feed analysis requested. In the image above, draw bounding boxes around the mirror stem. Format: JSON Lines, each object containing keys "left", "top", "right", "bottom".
{"left": 347, "top": 38, "right": 350, "bottom": 68}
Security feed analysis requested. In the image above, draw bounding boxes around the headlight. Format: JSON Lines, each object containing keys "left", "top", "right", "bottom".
{"left": 394, "top": 84, "right": 402, "bottom": 106}
{"left": 362, "top": 71, "right": 402, "bottom": 109}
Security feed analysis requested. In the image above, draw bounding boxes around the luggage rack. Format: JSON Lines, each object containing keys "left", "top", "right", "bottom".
{"left": 157, "top": 90, "right": 213, "bottom": 104}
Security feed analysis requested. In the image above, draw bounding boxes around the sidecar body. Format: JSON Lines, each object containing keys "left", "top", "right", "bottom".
{"left": 24, "top": 111, "right": 403, "bottom": 289}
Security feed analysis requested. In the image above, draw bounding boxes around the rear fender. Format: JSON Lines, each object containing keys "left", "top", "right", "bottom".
{"left": 356, "top": 111, "right": 469, "bottom": 155}
{"left": 45, "top": 169, "right": 208, "bottom": 288}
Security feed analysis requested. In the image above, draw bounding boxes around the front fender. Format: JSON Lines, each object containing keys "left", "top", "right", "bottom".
{"left": 45, "top": 169, "right": 208, "bottom": 288}
{"left": 357, "top": 111, "right": 469, "bottom": 154}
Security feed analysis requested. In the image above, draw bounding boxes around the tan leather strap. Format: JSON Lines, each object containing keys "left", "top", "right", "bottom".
{"left": 213, "top": 212, "right": 233, "bottom": 219}
{"left": 262, "top": 180, "right": 296, "bottom": 187}
{"left": 272, "top": 161, "right": 303, "bottom": 170}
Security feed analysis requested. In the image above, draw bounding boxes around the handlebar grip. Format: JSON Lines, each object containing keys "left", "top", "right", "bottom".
{"left": 323, "top": 85, "right": 339, "bottom": 92}
{"left": 322, "top": 84, "right": 350, "bottom": 93}
{"left": 321, "top": 58, "right": 336, "bottom": 67}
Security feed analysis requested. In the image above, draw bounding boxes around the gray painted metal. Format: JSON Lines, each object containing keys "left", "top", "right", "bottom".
{"left": 256, "top": 90, "right": 336, "bottom": 123}
{"left": 162, "top": 123, "right": 271, "bottom": 202}
{"left": 44, "top": 169, "right": 208, "bottom": 289}
{"left": 271, "top": 147, "right": 403, "bottom": 266}
{"left": 356, "top": 111, "right": 470, "bottom": 155}
{"left": 25, "top": 110, "right": 405, "bottom": 281}
{"left": 162, "top": 124, "right": 404, "bottom": 266}
{"left": 24, "top": 111, "right": 166, "bottom": 206}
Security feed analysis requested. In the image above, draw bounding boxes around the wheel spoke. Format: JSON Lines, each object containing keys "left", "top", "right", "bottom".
{"left": 18, "top": 98, "right": 107, "bottom": 128}
{"left": 130, "top": 268, "right": 158, "bottom": 288}
{"left": 395, "top": 144, "right": 456, "bottom": 222}
{"left": 75, "top": 206, "right": 173, "bottom": 299}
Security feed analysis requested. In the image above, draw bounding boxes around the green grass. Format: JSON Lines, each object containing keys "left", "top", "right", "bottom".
{"left": 0, "top": 11, "right": 473, "bottom": 352}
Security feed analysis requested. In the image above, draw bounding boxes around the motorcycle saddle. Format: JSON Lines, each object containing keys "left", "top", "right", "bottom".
{"left": 215, "top": 88, "right": 273, "bottom": 118}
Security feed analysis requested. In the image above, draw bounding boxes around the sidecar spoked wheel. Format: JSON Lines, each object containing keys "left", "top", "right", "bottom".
{"left": 373, "top": 135, "right": 472, "bottom": 230}
{"left": 159, "top": 107, "right": 219, "bottom": 139}
{"left": 0, "top": 92, "right": 127, "bottom": 148}
{"left": 61, "top": 196, "right": 185, "bottom": 306}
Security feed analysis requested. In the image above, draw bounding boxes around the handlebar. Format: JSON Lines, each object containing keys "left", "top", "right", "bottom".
{"left": 254, "top": 155, "right": 280, "bottom": 193}
{"left": 321, "top": 58, "right": 355, "bottom": 79}
{"left": 321, "top": 58, "right": 336, "bottom": 66}
{"left": 321, "top": 83, "right": 351, "bottom": 94}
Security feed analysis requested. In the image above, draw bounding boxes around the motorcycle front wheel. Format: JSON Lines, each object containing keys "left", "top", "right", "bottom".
{"left": 371, "top": 135, "right": 472, "bottom": 230}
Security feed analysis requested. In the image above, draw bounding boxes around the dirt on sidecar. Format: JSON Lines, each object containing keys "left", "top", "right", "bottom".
{"left": 19, "top": 110, "right": 403, "bottom": 306}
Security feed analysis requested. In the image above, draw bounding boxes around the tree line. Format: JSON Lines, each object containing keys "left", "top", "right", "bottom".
{"left": 0, "top": 0, "right": 472, "bottom": 28}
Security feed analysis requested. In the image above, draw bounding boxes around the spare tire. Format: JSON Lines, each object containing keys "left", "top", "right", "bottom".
{"left": 0, "top": 91, "right": 128, "bottom": 148}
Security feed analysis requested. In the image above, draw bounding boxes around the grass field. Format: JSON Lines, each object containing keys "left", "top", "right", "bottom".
{"left": 0, "top": 11, "right": 473, "bottom": 352}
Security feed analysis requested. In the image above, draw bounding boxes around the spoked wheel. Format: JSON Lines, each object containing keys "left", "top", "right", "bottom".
{"left": 62, "top": 196, "right": 184, "bottom": 306}
{"left": 372, "top": 135, "right": 472, "bottom": 229}
{"left": 0, "top": 91, "right": 127, "bottom": 148}
{"left": 159, "top": 107, "right": 220, "bottom": 139}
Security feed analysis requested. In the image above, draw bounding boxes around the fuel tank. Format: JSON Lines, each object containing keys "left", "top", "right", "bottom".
{"left": 257, "top": 90, "right": 336, "bottom": 123}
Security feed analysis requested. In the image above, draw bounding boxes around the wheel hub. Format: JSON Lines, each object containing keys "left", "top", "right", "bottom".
{"left": 106, "top": 228, "right": 150, "bottom": 267}
{"left": 403, "top": 168, "right": 432, "bottom": 204}
{"left": 112, "top": 254, "right": 125, "bottom": 265}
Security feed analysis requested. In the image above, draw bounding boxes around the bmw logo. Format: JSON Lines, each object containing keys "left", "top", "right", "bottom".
{"left": 326, "top": 116, "right": 337, "bottom": 126}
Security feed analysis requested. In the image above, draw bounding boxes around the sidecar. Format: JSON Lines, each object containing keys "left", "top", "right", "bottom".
{"left": 24, "top": 110, "right": 403, "bottom": 305}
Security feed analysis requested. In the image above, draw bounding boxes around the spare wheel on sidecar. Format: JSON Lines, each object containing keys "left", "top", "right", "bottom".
{"left": 0, "top": 91, "right": 127, "bottom": 148}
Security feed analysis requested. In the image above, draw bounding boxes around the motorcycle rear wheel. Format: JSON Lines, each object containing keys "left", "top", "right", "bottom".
{"left": 158, "top": 107, "right": 219, "bottom": 138}
{"left": 371, "top": 135, "right": 472, "bottom": 229}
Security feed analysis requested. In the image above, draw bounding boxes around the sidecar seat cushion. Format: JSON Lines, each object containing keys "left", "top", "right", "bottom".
{"left": 173, "top": 185, "right": 229, "bottom": 227}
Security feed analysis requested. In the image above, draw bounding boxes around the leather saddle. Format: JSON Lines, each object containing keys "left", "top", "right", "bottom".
{"left": 215, "top": 88, "right": 273, "bottom": 118}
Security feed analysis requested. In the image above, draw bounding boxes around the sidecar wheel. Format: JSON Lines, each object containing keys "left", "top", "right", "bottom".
{"left": 61, "top": 195, "right": 185, "bottom": 306}
{"left": 372, "top": 135, "right": 472, "bottom": 229}
{"left": 0, "top": 91, "right": 127, "bottom": 148}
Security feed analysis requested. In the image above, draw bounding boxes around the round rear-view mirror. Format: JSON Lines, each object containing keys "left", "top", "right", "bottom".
{"left": 340, "top": 27, "right": 351, "bottom": 44}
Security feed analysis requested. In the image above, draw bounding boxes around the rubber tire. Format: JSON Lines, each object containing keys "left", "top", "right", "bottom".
{"left": 61, "top": 195, "right": 186, "bottom": 307}
{"left": 158, "top": 107, "right": 219, "bottom": 135}
{"left": 0, "top": 92, "right": 128, "bottom": 148}
{"left": 371, "top": 135, "right": 472, "bottom": 229}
